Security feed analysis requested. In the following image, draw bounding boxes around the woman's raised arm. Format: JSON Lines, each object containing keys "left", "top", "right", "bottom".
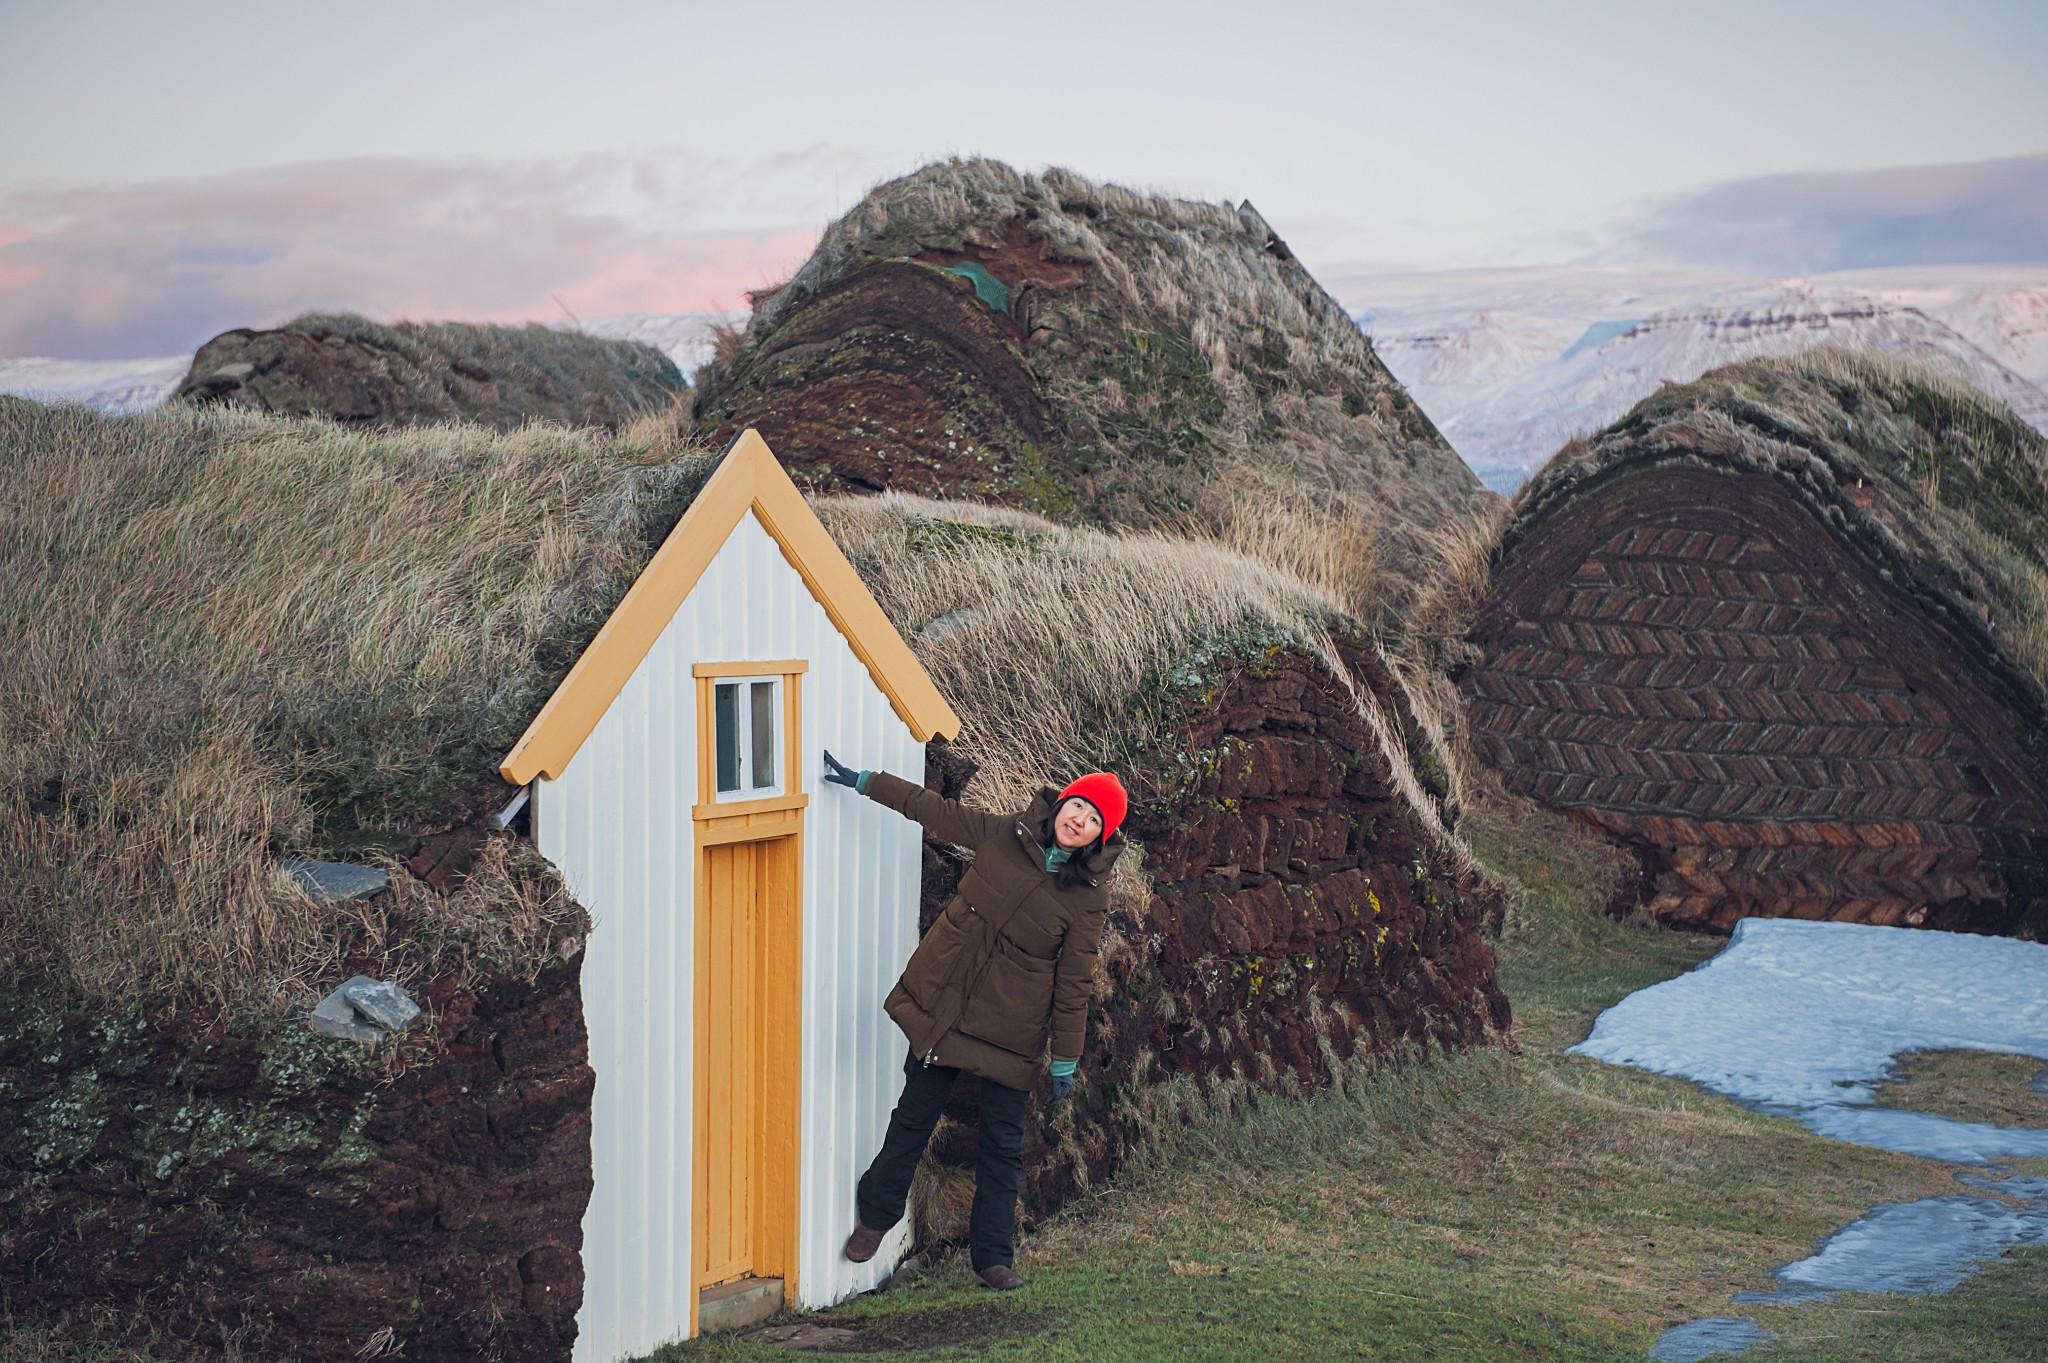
{"left": 823, "top": 751, "right": 998, "bottom": 850}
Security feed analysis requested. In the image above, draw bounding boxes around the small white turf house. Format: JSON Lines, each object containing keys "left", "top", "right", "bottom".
{"left": 499, "top": 430, "right": 962, "bottom": 1359}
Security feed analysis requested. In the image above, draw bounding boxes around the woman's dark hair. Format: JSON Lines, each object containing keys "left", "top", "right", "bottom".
{"left": 1040, "top": 811, "right": 1103, "bottom": 890}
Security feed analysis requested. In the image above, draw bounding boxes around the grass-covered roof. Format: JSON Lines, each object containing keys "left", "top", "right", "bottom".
{"left": 3, "top": 398, "right": 1474, "bottom": 1015}
{"left": 177, "top": 312, "right": 685, "bottom": 432}
{"left": 1, "top": 398, "right": 713, "bottom": 1013}
{"left": 696, "top": 158, "right": 1497, "bottom": 623}
{"left": 1516, "top": 348, "right": 2048, "bottom": 701}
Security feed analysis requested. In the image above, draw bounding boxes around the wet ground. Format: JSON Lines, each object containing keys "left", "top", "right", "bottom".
{"left": 1569, "top": 919, "right": 2048, "bottom": 1359}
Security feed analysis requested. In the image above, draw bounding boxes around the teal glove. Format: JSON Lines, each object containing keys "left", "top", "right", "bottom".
{"left": 1049, "top": 1058, "right": 1076, "bottom": 1106}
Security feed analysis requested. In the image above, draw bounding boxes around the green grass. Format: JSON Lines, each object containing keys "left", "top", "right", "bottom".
{"left": 1873, "top": 1050, "right": 2048, "bottom": 1129}
{"left": 650, "top": 791, "right": 2044, "bottom": 1361}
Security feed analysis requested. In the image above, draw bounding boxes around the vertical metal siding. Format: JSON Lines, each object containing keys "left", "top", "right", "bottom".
{"left": 538, "top": 511, "right": 923, "bottom": 1361}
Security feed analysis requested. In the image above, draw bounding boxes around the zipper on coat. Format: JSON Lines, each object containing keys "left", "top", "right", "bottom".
{"left": 1018, "top": 821, "right": 1057, "bottom": 875}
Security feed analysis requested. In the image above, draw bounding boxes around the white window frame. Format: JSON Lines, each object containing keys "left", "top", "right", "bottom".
{"left": 710, "top": 674, "right": 785, "bottom": 803}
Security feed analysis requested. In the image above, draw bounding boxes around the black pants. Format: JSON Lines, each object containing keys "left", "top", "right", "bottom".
{"left": 855, "top": 1050, "right": 1028, "bottom": 1272}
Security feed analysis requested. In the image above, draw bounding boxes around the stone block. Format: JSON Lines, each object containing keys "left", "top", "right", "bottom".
{"left": 281, "top": 859, "right": 388, "bottom": 903}
{"left": 307, "top": 975, "right": 421, "bottom": 1044}
{"left": 698, "top": 1277, "right": 783, "bottom": 1334}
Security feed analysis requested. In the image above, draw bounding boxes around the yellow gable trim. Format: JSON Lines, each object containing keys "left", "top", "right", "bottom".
{"left": 500, "top": 429, "right": 960, "bottom": 784}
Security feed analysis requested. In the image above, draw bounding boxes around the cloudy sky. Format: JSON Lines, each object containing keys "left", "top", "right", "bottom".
{"left": 2, "top": 0, "right": 2043, "bottom": 358}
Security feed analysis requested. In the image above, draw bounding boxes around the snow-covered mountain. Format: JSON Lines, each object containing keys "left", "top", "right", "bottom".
{"left": 550, "top": 309, "right": 740, "bottom": 379}
{"left": 1336, "top": 264, "right": 2048, "bottom": 491}
{"left": 0, "top": 354, "right": 191, "bottom": 414}
{"left": 1820, "top": 265, "right": 2048, "bottom": 388}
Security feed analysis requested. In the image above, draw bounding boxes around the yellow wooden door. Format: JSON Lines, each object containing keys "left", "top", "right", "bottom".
{"left": 694, "top": 833, "right": 801, "bottom": 1314}
{"left": 700, "top": 837, "right": 758, "bottom": 1286}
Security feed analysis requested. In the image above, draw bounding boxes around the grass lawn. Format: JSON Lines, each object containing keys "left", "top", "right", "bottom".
{"left": 652, "top": 793, "right": 2047, "bottom": 1361}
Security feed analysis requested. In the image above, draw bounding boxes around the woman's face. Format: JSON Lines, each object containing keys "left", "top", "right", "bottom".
{"left": 1053, "top": 797, "right": 1103, "bottom": 850}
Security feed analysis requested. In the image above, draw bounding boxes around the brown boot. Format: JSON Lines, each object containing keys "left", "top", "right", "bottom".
{"left": 976, "top": 1264, "right": 1024, "bottom": 1290}
{"left": 843, "top": 1223, "right": 885, "bottom": 1263}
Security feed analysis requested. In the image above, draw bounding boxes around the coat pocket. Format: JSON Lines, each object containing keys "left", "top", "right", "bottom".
{"left": 957, "top": 935, "right": 1057, "bottom": 1057}
{"left": 900, "top": 901, "right": 973, "bottom": 1010}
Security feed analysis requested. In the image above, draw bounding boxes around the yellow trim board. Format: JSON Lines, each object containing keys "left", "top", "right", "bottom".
{"left": 694, "top": 659, "right": 809, "bottom": 678}
{"left": 500, "top": 429, "right": 960, "bottom": 784}
{"left": 693, "top": 792, "right": 810, "bottom": 822}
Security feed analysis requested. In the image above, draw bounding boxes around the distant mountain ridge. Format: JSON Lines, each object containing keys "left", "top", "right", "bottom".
{"left": 11, "top": 262, "right": 2045, "bottom": 501}
{"left": 1341, "top": 264, "right": 2048, "bottom": 490}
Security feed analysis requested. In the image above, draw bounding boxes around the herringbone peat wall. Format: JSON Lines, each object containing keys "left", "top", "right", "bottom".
{"left": 1466, "top": 461, "right": 2048, "bottom": 935}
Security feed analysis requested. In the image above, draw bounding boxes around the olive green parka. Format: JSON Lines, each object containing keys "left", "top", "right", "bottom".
{"left": 863, "top": 771, "right": 1123, "bottom": 1092}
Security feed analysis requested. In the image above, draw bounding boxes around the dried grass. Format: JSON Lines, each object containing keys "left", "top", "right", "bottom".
{"left": 813, "top": 491, "right": 1477, "bottom": 878}
{"left": 1174, "top": 480, "right": 1386, "bottom": 628}
{"left": 815, "top": 491, "right": 1347, "bottom": 811}
{"left": 0, "top": 398, "right": 711, "bottom": 1014}
{"left": 1383, "top": 498, "right": 1513, "bottom": 813}
{"left": 4, "top": 391, "right": 1486, "bottom": 1014}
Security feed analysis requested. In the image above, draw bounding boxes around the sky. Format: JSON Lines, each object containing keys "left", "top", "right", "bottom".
{"left": 1, "top": 0, "right": 2044, "bottom": 358}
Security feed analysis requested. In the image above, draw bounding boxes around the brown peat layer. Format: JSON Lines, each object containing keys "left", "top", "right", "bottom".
{"left": 0, "top": 951, "right": 591, "bottom": 1361}
{"left": 176, "top": 313, "right": 684, "bottom": 432}
{"left": 695, "top": 159, "right": 1497, "bottom": 623}
{"left": 1460, "top": 350, "right": 2048, "bottom": 936}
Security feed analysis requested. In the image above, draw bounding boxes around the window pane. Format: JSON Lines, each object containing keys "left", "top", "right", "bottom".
{"left": 750, "top": 681, "right": 777, "bottom": 789}
{"left": 714, "top": 683, "right": 739, "bottom": 792}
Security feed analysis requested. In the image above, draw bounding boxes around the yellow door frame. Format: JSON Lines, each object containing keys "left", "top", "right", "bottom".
{"left": 690, "top": 662, "right": 805, "bottom": 1335}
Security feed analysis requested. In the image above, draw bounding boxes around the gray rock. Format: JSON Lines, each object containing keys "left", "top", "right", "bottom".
{"left": 308, "top": 985, "right": 385, "bottom": 1044}
{"left": 748, "top": 1322, "right": 859, "bottom": 1350}
{"left": 307, "top": 974, "right": 420, "bottom": 1044}
{"left": 343, "top": 976, "right": 421, "bottom": 1033}
{"left": 282, "top": 859, "right": 388, "bottom": 903}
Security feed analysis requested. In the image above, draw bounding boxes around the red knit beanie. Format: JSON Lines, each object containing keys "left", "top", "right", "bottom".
{"left": 1057, "top": 772, "right": 1129, "bottom": 842}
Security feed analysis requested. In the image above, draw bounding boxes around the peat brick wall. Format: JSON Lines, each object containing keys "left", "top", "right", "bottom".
{"left": 908, "top": 638, "right": 1510, "bottom": 1237}
{"left": 1465, "top": 463, "right": 2048, "bottom": 934}
{"left": 695, "top": 258, "right": 1054, "bottom": 505}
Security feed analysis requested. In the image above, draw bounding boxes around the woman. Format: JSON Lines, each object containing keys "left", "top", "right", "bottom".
{"left": 821, "top": 750, "right": 1128, "bottom": 1291}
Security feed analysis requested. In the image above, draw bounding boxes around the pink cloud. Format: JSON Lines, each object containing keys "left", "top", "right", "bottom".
{"left": 480, "top": 228, "right": 822, "bottom": 322}
{"left": 0, "top": 221, "right": 42, "bottom": 288}
{"left": 0, "top": 149, "right": 862, "bottom": 358}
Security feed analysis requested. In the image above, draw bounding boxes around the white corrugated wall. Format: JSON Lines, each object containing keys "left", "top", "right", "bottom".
{"left": 537, "top": 509, "right": 925, "bottom": 1362}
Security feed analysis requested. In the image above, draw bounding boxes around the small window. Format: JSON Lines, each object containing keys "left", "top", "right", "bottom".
{"left": 713, "top": 676, "right": 782, "bottom": 799}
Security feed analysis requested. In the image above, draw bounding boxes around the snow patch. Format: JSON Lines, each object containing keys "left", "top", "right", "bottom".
{"left": 1739, "top": 1182, "right": 2048, "bottom": 1300}
{"left": 1648, "top": 1317, "right": 1775, "bottom": 1361}
{"left": 1569, "top": 918, "right": 2048, "bottom": 1162}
